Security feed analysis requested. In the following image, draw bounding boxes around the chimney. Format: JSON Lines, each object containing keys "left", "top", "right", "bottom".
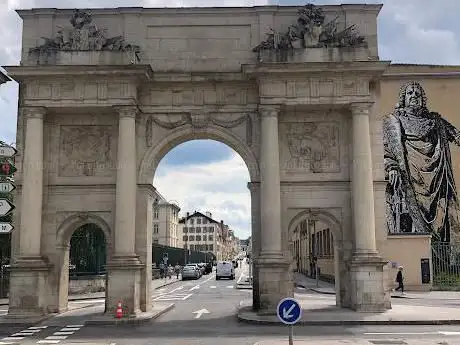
{"left": 187, "top": 212, "right": 189, "bottom": 217}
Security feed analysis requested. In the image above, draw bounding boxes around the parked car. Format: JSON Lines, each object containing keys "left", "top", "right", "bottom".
{"left": 216, "top": 260, "right": 235, "bottom": 280}
{"left": 185, "top": 263, "right": 202, "bottom": 278}
{"left": 182, "top": 265, "right": 200, "bottom": 280}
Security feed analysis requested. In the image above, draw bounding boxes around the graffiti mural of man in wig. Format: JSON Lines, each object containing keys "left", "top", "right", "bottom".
{"left": 384, "top": 81, "right": 460, "bottom": 244}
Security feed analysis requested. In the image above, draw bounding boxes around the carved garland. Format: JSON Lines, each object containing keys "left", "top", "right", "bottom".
{"left": 145, "top": 113, "right": 253, "bottom": 147}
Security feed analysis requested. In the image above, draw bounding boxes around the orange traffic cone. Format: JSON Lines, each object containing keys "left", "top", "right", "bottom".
{"left": 115, "top": 301, "right": 123, "bottom": 319}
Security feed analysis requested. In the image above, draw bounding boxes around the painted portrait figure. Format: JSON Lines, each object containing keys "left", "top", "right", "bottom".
{"left": 384, "top": 81, "right": 460, "bottom": 243}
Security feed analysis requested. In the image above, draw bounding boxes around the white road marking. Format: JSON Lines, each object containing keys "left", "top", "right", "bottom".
{"left": 2, "top": 337, "right": 24, "bottom": 341}
{"left": 29, "top": 326, "right": 48, "bottom": 329}
{"left": 66, "top": 324, "right": 84, "bottom": 327}
{"left": 44, "top": 335, "right": 68, "bottom": 340}
{"left": 189, "top": 285, "right": 200, "bottom": 291}
{"left": 439, "top": 331, "right": 460, "bottom": 335}
{"left": 59, "top": 327, "right": 80, "bottom": 332}
{"left": 169, "top": 286, "right": 184, "bottom": 293}
{"left": 365, "top": 332, "right": 438, "bottom": 335}
{"left": 37, "top": 340, "right": 61, "bottom": 344}
{"left": 227, "top": 285, "right": 234, "bottom": 288}
{"left": 203, "top": 276, "right": 213, "bottom": 283}
{"left": 0, "top": 342, "right": 15, "bottom": 345}
{"left": 153, "top": 293, "right": 193, "bottom": 301}
{"left": 210, "top": 285, "right": 217, "bottom": 289}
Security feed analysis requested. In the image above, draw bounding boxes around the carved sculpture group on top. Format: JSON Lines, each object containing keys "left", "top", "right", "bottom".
{"left": 29, "top": 9, "right": 140, "bottom": 62}
{"left": 384, "top": 81, "right": 460, "bottom": 244}
{"left": 253, "top": 3, "right": 366, "bottom": 53}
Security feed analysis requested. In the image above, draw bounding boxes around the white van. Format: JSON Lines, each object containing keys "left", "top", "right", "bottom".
{"left": 216, "top": 260, "right": 235, "bottom": 280}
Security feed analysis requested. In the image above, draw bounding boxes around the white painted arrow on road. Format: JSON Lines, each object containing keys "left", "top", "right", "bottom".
{"left": 0, "top": 199, "right": 14, "bottom": 217}
{"left": 193, "top": 308, "right": 210, "bottom": 319}
{"left": 189, "top": 285, "right": 200, "bottom": 291}
{"left": 282, "top": 304, "right": 296, "bottom": 319}
{"left": 169, "top": 286, "right": 184, "bottom": 293}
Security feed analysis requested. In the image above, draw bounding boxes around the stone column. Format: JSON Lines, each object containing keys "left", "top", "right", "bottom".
{"left": 253, "top": 106, "right": 291, "bottom": 313}
{"left": 8, "top": 107, "right": 49, "bottom": 319}
{"left": 247, "top": 181, "right": 260, "bottom": 307}
{"left": 106, "top": 105, "right": 142, "bottom": 317}
{"left": 349, "top": 102, "right": 387, "bottom": 312}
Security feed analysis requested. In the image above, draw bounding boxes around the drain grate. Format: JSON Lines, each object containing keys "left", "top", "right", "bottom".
{"left": 369, "top": 341, "right": 407, "bottom": 345}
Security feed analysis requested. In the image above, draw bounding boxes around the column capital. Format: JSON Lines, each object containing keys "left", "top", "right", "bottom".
{"left": 258, "top": 105, "right": 281, "bottom": 118}
{"left": 22, "top": 106, "right": 46, "bottom": 120}
{"left": 350, "top": 102, "right": 374, "bottom": 116}
{"left": 114, "top": 105, "right": 139, "bottom": 119}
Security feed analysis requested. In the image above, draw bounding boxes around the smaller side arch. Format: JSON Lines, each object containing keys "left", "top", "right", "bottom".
{"left": 138, "top": 124, "right": 260, "bottom": 184}
{"left": 288, "top": 208, "right": 342, "bottom": 240}
{"left": 56, "top": 213, "right": 112, "bottom": 248}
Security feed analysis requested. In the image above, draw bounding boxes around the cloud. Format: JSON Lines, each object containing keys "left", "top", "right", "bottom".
{"left": 154, "top": 150, "right": 251, "bottom": 239}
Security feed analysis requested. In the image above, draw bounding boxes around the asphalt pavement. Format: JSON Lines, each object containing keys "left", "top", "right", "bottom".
{"left": 1, "top": 263, "right": 460, "bottom": 344}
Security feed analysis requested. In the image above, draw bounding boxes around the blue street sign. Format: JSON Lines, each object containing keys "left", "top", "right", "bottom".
{"left": 276, "top": 297, "right": 302, "bottom": 325}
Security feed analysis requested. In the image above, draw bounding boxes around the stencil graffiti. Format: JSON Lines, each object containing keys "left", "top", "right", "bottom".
{"left": 384, "top": 81, "right": 460, "bottom": 243}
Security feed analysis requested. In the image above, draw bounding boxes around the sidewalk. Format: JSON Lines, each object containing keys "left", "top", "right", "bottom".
{"left": 253, "top": 340, "right": 446, "bottom": 345}
{"left": 237, "top": 298, "right": 460, "bottom": 325}
{"left": 294, "top": 272, "right": 460, "bottom": 300}
{"left": 0, "top": 276, "right": 181, "bottom": 306}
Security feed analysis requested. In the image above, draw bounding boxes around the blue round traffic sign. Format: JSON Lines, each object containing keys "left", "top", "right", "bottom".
{"left": 276, "top": 297, "right": 302, "bottom": 325}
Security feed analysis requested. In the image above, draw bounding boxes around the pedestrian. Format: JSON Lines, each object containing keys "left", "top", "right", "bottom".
{"left": 394, "top": 266, "right": 404, "bottom": 294}
{"left": 167, "top": 264, "right": 173, "bottom": 279}
{"left": 159, "top": 262, "right": 165, "bottom": 279}
{"left": 174, "top": 262, "right": 181, "bottom": 279}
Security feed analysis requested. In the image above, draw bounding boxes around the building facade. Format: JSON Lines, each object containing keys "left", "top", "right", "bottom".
{"left": 179, "top": 211, "right": 224, "bottom": 260}
{"left": 152, "top": 190, "right": 180, "bottom": 247}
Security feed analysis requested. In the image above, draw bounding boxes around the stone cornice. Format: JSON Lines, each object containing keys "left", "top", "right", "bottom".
{"left": 16, "top": 4, "right": 383, "bottom": 18}
{"left": 350, "top": 102, "right": 374, "bottom": 116}
{"left": 22, "top": 106, "right": 46, "bottom": 119}
{"left": 242, "top": 61, "right": 391, "bottom": 79}
{"left": 3, "top": 64, "right": 153, "bottom": 82}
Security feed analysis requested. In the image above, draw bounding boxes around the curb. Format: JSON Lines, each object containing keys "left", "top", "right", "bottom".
{"left": 85, "top": 303, "right": 175, "bottom": 326}
{"left": 236, "top": 306, "right": 460, "bottom": 326}
{"left": 236, "top": 284, "right": 253, "bottom": 290}
{"left": 154, "top": 278, "right": 182, "bottom": 290}
{"left": 307, "top": 286, "right": 411, "bottom": 299}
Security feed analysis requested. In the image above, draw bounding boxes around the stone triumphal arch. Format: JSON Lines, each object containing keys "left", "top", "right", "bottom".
{"left": 4, "top": 3, "right": 392, "bottom": 319}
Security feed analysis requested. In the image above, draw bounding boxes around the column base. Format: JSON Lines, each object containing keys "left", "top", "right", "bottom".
{"left": 6, "top": 256, "right": 51, "bottom": 319}
{"left": 349, "top": 253, "right": 391, "bottom": 312}
{"left": 252, "top": 253, "right": 292, "bottom": 315}
{"left": 106, "top": 256, "right": 142, "bottom": 317}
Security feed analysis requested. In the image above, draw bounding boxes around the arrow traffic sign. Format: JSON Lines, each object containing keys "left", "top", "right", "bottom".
{"left": 0, "top": 146, "right": 17, "bottom": 158}
{"left": 192, "top": 308, "right": 210, "bottom": 319}
{"left": 277, "top": 298, "right": 302, "bottom": 325}
{"left": 0, "top": 182, "right": 16, "bottom": 193}
{"left": 0, "top": 161, "right": 16, "bottom": 177}
{"left": 0, "top": 199, "right": 15, "bottom": 217}
{"left": 0, "top": 223, "right": 13, "bottom": 233}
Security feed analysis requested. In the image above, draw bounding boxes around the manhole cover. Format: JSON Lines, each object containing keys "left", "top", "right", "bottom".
{"left": 369, "top": 341, "right": 407, "bottom": 345}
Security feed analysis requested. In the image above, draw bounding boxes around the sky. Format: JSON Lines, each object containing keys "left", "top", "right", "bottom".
{"left": 1, "top": 0, "right": 460, "bottom": 239}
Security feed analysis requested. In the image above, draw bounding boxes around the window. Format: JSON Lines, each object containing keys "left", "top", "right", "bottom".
{"left": 208, "top": 235, "right": 213, "bottom": 241}
{"left": 190, "top": 219, "right": 194, "bottom": 225}
{"left": 183, "top": 235, "right": 188, "bottom": 241}
{"left": 195, "top": 235, "right": 201, "bottom": 241}
{"left": 183, "top": 227, "right": 188, "bottom": 234}
{"left": 190, "top": 244, "right": 194, "bottom": 250}
{"left": 189, "top": 235, "right": 195, "bottom": 241}
{"left": 209, "top": 227, "right": 214, "bottom": 233}
{"left": 153, "top": 239, "right": 159, "bottom": 244}
{"left": 203, "top": 218, "right": 208, "bottom": 224}
{"left": 196, "top": 227, "right": 201, "bottom": 233}
{"left": 208, "top": 244, "right": 213, "bottom": 251}
{"left": 202, "top": 227, "right": 207, "bottom": 233}
{"left": 197, "top": 218, "right": 202, "bottom": 224}
{"left": 153, "top": 207, "right": 159, "bottom": 219}
{"left": 153, "top": 224, "right": 159, "bottom": 234}
{"left": 189, "top": 227, "right": 195, "bottom": 233}
{"left": 202, "top": 235, "right": 207, "bottom": 241}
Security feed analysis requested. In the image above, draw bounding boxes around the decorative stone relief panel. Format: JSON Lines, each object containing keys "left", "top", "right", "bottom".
{"left": 260, "top": 78, "right": 369, "bottom": 99}
{"left": 58, "top": 125, "right": 115, "bottom": 177}
{"left": 24, "top": 80, "right": 135, "bottom": 102}
{"left": 143, "top": 84, "right": 258, "bottom": 106}
{"left": 281, "top": 121, "right": 340, "bottom": 173}
{"left": 146, "top": 112, "right": 254, "bottom": 147}
{"left": 384, "top": 81, "right": 460, "bottom": 244}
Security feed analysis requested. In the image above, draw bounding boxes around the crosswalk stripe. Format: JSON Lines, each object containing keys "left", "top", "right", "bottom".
{"left": 44, "top": 335, "right": 68, "bottom": 340}
{"left": 37, "top": 340, "right": 61, "bottom": 344}
{"left": 66, "top": 324, "right": 84, "bottom": 327}
{"left": 53, "top": 331, "right": 74, "bottom": 336}
{"left": 59, "top": 327, "right": 80, "bottom": 332}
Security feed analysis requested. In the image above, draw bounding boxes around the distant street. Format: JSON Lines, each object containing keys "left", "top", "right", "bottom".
{"left": 1, "top": 261, "right": 460, "bottom": 344}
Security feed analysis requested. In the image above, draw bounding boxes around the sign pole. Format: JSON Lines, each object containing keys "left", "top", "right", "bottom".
{"left": 289, "top": 325, "right": 294, "bottom": 345}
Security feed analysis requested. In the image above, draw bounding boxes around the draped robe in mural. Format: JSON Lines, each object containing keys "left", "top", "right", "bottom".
{"left": 384, "top": 105, "right": 460, "bottom": 243}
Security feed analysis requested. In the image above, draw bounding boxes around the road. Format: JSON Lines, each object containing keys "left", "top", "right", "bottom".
{"left": 0, "top": 262, "right": 460, "bottom": 344}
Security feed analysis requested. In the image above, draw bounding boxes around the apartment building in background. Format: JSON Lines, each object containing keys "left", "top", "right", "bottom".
{"left": 152, "top": 189, "right": 181, "bottom": 247}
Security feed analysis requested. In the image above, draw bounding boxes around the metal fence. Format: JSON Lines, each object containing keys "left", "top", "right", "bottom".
{"left": 152, "top": 243, "right": 215, "bottom": 266}
{"left": 431, "top": 242, "right": 460, "bottom": 290}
